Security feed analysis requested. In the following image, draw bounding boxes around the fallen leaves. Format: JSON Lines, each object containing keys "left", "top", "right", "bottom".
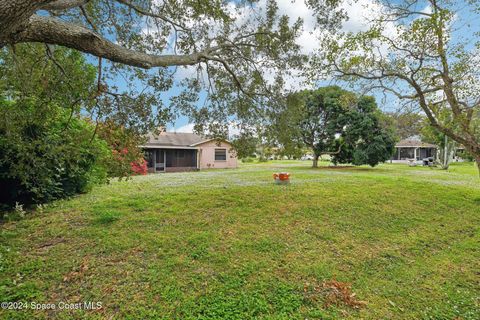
{"left": 303, "top": 279, "right": 367, "bottom": 309}
{"left": 63, "top": 257, "right": 89, "bottom": 282}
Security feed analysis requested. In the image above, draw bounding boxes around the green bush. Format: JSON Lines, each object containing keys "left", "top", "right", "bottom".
{"left": 457, "top": 150, "right": 475, "bottom": 162}
{"left": 0, "top": 44, "right": 113, "bottom": 211}
{"left": 0, "top": 98, "right": 109, "bottom": 208}
{"left": 241, "top": 157, "right": 255, "bottom": 163}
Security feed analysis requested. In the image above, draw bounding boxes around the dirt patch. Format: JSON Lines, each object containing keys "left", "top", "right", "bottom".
{"left": 303, "top": 279, "right": 367, "bottom": 309}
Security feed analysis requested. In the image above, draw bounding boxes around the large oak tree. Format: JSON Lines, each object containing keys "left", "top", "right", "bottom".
{"left": 0, "top": 0, "right": 343, "bottom": 136}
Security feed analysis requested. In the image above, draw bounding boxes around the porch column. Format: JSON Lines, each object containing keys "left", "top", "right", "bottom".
{"left": 164, "top": 149, "right": 166, "bottom": 172}
{"left": 414, "top": 148, "right": 417, "bottom": 160}
{"left": 197, "top": 149, "right": 200, "bottom": 169}
{"left": 152, "top": 149, "right": 156, "bottom": 173}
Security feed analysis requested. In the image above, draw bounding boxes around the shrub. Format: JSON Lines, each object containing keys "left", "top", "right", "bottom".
{"left": 0, "top": 98, "right": 109, "bottom": 208}
{"left": 457, "top": 150, "right": 475, "bottom": 162}
{"left": 131, "top": 158, "right": 148, "bottom": 175}
{"left": 96, "top": 120, "right": 146, "bottom": 177}
{"left": 258, "top": 156, "right": 269, "bottom": 162}
{"left": 241, "top": 157, "right": 254, "bottom": 163}
{"left": 0, "top": 44, "right": 111, "bottom": 210}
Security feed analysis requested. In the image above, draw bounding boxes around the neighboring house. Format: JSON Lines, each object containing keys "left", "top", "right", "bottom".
{"left": 390, "top": 138, "right": 438, "bottom": 163}
{"left": 454, "top": 145, "right": 467, "bottom": 162}
{"left": 140, "top": 132, "right": 238, "bottom": 172}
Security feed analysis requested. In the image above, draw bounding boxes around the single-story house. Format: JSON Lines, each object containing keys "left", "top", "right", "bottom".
{"left": 390, "top": 138, "right": 438, "bottom": 163}
{"left": 140, "top": 132, "right": 238, "bottom": 172}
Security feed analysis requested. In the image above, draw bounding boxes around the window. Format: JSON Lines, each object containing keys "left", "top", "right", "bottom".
{"left": 215, "top": 148, "right": 227, "bottom": 161}
{"left": 145, "top": 150, "right": 154, "bottom": 167}
{"left": 425, "top": 148, "right": 433, "bottom": 158}
{"left": 399, "top": 148, "right": 414, "bottom": 160}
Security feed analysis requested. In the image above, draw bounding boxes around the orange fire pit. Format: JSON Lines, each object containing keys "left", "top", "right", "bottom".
{"left": 273, "top": 172, "right": 290, "bottom": 184}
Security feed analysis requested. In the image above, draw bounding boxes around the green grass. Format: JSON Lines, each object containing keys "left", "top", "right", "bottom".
{"left": 1, "top": 161, "right": 479, "bottom": 319}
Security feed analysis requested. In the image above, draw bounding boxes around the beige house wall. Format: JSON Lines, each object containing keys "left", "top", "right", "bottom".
{"left": 197, "top": 140, "right": 237, "bottom": 169}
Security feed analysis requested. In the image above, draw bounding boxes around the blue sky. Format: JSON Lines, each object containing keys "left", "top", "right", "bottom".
{"left": 104, "top": 0, "right": 479, "bottom": 134}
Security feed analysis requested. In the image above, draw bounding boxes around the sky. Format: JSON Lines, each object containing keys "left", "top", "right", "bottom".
{"left": 109, "top": 0, "right": 479, "bottom": 134}
{"left": 170, "top": 0, "right": 399, "bottom": 133}
{"left": 164, "top": 0, "right": 375, "bottom": 133}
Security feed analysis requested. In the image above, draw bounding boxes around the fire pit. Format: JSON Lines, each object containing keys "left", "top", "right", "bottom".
{"left": 273, "top": 172, "right": 290, "bottom": 184}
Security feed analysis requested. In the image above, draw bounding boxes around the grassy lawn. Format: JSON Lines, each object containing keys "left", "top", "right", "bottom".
{"left": 1, "top": 161, "right": 479, "bottom": 319}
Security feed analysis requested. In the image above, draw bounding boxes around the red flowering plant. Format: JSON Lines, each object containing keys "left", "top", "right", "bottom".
{"left": 130, "top": 158, "right": 148, "bottom": 175}
{"left": 97, "top": 121, "right": 147, "bottom": 178}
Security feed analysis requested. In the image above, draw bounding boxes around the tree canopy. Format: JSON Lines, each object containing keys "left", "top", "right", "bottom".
{"left": 0, "top": 43, "right": 153, "bottom": 208}
{"left": 319, "top": 0, "right": 480, "bottom": 173}
{"left": 270, "top": 86, "right": 396, "bottom": 167}
{"left": 0, "top": 0, "right": 345, "bottom": 136}
{"left": 385, "top": 112, "right": 425, "bottom": 140}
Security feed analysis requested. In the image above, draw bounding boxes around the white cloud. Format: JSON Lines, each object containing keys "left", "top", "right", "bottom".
{"left": 275, "top": 0, "right": 392, "bottom": 52}
{"left": 175, "top": 123, "right": 195, "bottom": 133}
{"left": 340, "top": 0, "right": 384, "bottom": 32}
{"left": 248, "top": 0, "right": 395, "bottom": 89}
{"left": 174, "top": 122, "right": 241, "bottom": 137}
{"left": 421, "top": 4, "right": 433, "bottom": 15}
{"left": 143, "top": 0, "right": 396, "bottom": 91}
{"left": 276, "top": 0, "right": 318, "bottom": 53}
{"left": 143, "top": 0, "right": 391, "bottom": 57}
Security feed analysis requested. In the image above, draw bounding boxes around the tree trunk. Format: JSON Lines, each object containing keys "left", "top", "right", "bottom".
{"left": 476, "top": 156, "right": 480, "bottom": 177}
{"left": 438, "top": 134, "right": 457, "bottom": 170}
{"left": 0, "top": 0, "right": 45, "bottom": 46}
{"left": 443, "top": 135, "right": 448, "bottom": 169}
{"left": 312, "top": 154, "right": 319, "bottom": 168}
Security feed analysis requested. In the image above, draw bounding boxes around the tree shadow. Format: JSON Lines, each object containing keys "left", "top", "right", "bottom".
{"left": 312, "top": 166, "right": 382, "bottom": 172}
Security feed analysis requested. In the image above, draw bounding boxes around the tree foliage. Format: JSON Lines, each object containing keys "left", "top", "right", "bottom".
{"left": 265, "top": 93, "right": 306, "bottom": 159}
{"left": 0, "top": 97, "right": 110, "bottom": 207}
{"left": 420, "top": 109, "right": 460, "bottom": 169}
{"left": 0, "top": 0, "right": 345, "bottom": 137}
{"left": 298, "top": 86, "right": 353, "bottom": 167}
{"left": 320, "top": 0, "right": 480, "bottom": 175}
{"left": 331, "top": 96, "right": 397, "bottom": 167}
{"left": 231, "top": 132, "right": 259, "bottom": 160}
{"left": 0, "top": 44, "right": 112, "bottom": 208}
{"left": 272, "top": 86, "right": 396, "bottom": 167}
{"left": 96, "top": 120, "right": 146, "bottom": 177}
{"left": 385, "top": 111, "right": 425, "bottom": 140}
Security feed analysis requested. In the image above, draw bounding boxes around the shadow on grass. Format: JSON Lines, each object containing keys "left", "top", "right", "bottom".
{"left": 315, "top": 165, "right": 356, "bottom": 169}
{"left": 310, "top": 166, "right": 382, "bottom": 172}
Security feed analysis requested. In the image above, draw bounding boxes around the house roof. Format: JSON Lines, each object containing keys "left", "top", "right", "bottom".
{"left": 395, "top": 138, "right": 437, "bottom": 148}
{"left": 142, "top": 132, "right": 210, "bottom": 148}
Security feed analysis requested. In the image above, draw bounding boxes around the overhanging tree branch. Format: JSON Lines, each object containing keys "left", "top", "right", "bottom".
{"left": 14, "top": 15, "right": 222, "bottom": 69}
{"left": 40, "top": 0, "right": 89, "bottom": 11}
{"left": 115, "top": 0, "right": 187, "bottom": 31}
